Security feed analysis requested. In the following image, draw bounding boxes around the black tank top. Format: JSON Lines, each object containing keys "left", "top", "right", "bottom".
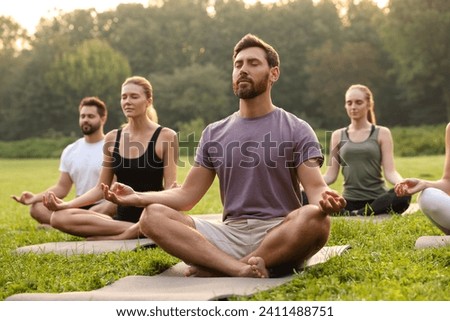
{"left": 112, "top": 126, "right": 164, "bottom": 222}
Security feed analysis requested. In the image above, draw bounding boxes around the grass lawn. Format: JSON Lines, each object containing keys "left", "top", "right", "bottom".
{"left": 0, "top": 156, "right": 449, "bottom": 301}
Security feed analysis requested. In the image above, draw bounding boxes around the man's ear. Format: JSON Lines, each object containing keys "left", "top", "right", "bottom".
{"left": 270, "top": 66, "right": 280, "bottom": 82}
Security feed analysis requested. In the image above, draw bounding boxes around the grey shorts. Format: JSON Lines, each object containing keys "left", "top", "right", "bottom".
{"left": 192, "top": 217, "right": 284, "bottom": 259}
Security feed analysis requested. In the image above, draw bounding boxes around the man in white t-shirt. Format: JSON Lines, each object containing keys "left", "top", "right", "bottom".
{"left": 12, "top": 97, "right": 116, "bottom": 226}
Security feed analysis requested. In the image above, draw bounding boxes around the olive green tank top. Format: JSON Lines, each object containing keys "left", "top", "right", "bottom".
{"left": 340, "top": 125, "right": 387, "bottom": 200}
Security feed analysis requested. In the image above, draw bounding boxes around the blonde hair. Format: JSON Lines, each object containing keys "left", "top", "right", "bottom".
{"left": 122, "top": 76, "right": 158, "bottom": 123}
{"left": 346, "top": 84, "right": 376, "bottom": 125}
{"left": 147, "top": 105, "right": 158, "bottom": 123}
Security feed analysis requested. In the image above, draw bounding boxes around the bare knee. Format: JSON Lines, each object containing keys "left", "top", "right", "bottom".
{"left": 90, "top": 201, "right": 117, "bottom": 217}
{"left": 30, "top": 202, "right": 52, "bottom": 225}
{"left": 139, "top": 204, "right": 171, "bottom": 237}
{"left": 294, "top": 205, "right": 331, "bottom": 245}
{"left": 49, "top": 210, "right": 70, "bottom": 230}
{"left": 140, "top": 203, "right": 169, "bottom": 222}
{"left": 418, "top": 188, "right": 450, "bottom": 234}
{"left": 139, "top": 204, "right": 193, "bottom": 240}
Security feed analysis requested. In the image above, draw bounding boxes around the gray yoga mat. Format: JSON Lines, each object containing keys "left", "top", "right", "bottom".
{"left": 15, "top": 214, "right": 222, "bottom": 255}
{"left": 415, "top": 235, "right": 450, "bottom": 249}
{"left": 14, "top": 238, "right": 156, "bottom": 255}
{"left": 7, "top": 245, "right": 350, "bottom": 301}
{"left": 16, "top": 206, "right": 420, "bottom": 256}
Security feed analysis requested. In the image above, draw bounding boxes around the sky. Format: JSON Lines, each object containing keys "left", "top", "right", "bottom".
{"left": 1, "top": 0, "right": 389, "bottom": 34}
{"left": 0, "top": 0, "right": 150, "bottom": 33}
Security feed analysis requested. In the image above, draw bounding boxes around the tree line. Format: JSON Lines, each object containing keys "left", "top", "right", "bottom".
{"left": 0, "top": 0, "right": 448, "bottom": 141}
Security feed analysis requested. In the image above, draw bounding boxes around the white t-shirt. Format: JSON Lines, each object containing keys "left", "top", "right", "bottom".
{"left": 59, "top": 138, "right": 104, "bottom": 197}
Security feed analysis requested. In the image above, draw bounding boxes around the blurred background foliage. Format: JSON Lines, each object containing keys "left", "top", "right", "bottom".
{"left": 0, "top": 0, "right": 449, "bottom": 144}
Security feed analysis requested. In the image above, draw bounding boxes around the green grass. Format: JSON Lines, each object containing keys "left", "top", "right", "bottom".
{"left": 0, "top": 157, "right": 449, "bottom": 301}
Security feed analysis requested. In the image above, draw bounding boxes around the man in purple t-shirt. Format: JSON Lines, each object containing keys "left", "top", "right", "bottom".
{"left": 103, "top": 34, "right": 346, "bottom": 278}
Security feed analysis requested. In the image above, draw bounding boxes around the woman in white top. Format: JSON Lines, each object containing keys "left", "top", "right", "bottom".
{"left": 395, "top": 123, "right": 450, "bottom": 234}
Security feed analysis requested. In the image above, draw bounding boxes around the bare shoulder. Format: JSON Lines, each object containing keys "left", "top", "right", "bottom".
{"left": 377, "top": 126, "right": 392, "bottom": 137}
{"left": 331, "top": 127, "right": 345, "bottom": 140}
{"left": 105, "top": 129, "right": 119, "bottom": 143}
{"left": 160, "top": 127, "right": 178, "bottom": 141}
{"left": 376, "top": 126, "right": 394, "bottom": 146}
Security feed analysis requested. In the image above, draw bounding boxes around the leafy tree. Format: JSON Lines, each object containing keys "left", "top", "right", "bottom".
{"left": 44, "top": 39, "right": 131, "bottom": 133}
{"left": 33, "top": 8, "right": 98, "bottom": 45}
{"left": 0, "top": 16, "right": 29, "bottom": 52}
{"left": 304, "top": 0, "right": 399, "bottom": 129}
{"left": 1, "top": 9, "right": 108, "bottom": 140}
{"left": 1, "top": 0, "right": 448, "bottom": 141}
{"left": 307, "top": 41, "right": 391, "bottom": 129}
{"left": 0, "top": 17, "right": 30, "bottom": 138}
{"left": 269, "top": 0, "right": 343, "bottom": 119}
{"left": 98, "top": 3, "right": 161, "bottom": 75}
{"left": 379, "top": 0, "right": 450, "bottom": 123}
{"left": 151, "top": 63, "right": 233, "bottom": 131}
{"left": 101, "top": 1, "right": 212, "bottom": 76}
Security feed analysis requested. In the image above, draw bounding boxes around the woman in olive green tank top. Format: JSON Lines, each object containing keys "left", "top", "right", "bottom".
{"left": 322, "top": 84, "right": 411, "bottom": 216}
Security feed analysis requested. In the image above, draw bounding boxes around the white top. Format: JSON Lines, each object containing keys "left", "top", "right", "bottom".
{"left": 59, "top": 138, "right": 104, "bottom": 196}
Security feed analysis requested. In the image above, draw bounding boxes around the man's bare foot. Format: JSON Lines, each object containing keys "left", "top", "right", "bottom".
{"left": 185, "top": 257, "right": 269, "bottom": 278}
{"left": 243, "top": 256, "right": 269, "bottom": 278}
{"left": 184, "top": 265, "right": 225, "bottom": 277}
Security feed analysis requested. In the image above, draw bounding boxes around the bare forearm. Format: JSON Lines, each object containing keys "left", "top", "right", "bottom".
{"left": 134, "top": 187, "right": 198, "bottom": 211}
{"left": 64, "top": 187, "right": 104, "bottom": 209}
{"left": 29, "top": 186, "right": 68, "bottom": 203}
{"left": 305, "top": 184, "right": 332, "bottom": 206}
{"left": 322, "top": 172, "right": 336, "bottom": 185}
{"left": 110, "top": 165, "right": 214, "bottom": 210}
{"left": 384, "top": 170, "right": 403, "bottom": 186}
{"left": 45, "top": 185, "right": 70, "bottom": 199}
{"left": 421, "top": 179, "right": 450, "bottom": 195}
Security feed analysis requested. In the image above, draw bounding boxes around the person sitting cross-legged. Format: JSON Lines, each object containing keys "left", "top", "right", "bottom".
{"left": 103, "top": 34, "right": 346, "bottom": 278}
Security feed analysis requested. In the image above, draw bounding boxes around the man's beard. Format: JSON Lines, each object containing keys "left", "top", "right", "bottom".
{"left": 81, "top": 123, "right": 100, "bottom": 135}
{"left": 233, "top": 74, "right": 270, "bottom": 99}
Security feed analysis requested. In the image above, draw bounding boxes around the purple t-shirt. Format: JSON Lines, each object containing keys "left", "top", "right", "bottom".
{"left": 195, "top": 107, "right": 323, "bottom": 221}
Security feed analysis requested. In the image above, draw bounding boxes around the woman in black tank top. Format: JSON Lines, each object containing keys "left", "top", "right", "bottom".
{"left": 43, "top": 76, "right": 179, "bottom": 239}
{"left": 112, "top": 127, "right": 164, "bottom": 223}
